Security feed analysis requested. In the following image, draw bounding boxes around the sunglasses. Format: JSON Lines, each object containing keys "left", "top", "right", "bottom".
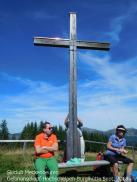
{"left": 117, "top": 130, "right": 126, "bottom": 134}
{"left": 47, "top": 127, "right": 53, "bottom": 130}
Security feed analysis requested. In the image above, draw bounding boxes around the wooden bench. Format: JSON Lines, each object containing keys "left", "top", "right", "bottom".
{"left": 58, "top": 160, "right": 110, "bottom": 169}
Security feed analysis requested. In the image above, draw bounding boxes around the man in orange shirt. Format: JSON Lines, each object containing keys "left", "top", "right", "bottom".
{"left": 34, "top": 121, "right": 58, "bottom": 182}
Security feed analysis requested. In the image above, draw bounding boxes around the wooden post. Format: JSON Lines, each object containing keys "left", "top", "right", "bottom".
{"left": 33, "top": 12, "right": 110, "bottom": 160}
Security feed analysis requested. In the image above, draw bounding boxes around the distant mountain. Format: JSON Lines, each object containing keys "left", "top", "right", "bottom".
{"left": 104, "top": 128, "right": 137, "bottom": 136}
{"left": 9, "top": 133, "right": 21, "bottom": 140}
{"left": 8, "top": 127, "right": 137, "bottom": 146}
{"left": 104, "top": 128, "right": 137, "bottom": 146}
{"left": 82, "top": 127, "right": 104, "bottom": 134}
{"left": 82, "top": 127, "right": 137, "bottom": 146}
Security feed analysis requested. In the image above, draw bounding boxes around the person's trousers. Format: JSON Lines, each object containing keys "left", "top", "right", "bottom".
{"left": 35, "top": 157, "right": 58, "bottom": 182}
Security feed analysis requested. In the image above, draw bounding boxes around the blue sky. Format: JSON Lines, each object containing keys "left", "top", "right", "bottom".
{"left": 1, "top": 0, "right": 137, "bottom": 133}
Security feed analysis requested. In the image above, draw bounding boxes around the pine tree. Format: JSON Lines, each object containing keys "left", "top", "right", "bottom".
{"left": 34, "top": 121, "right": 38, "bottom": 135}
{"left": 39, "top": 121, "right": 44, "bottom": 132}
{"left": 0, "top": 127, "right": 2, "bottom": 139}
{"left": 30, "top": 122, "right": 34, "bottom": 139}
{"left": 0, "top": 120, "right": 9, "bottom": 139}
{"left": 20, "top": 125, "right": 27, "bottom": 139}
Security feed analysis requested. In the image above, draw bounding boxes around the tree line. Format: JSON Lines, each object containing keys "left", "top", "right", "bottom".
{"left": 0, "top": 120, "right": 108, "bottom": 152}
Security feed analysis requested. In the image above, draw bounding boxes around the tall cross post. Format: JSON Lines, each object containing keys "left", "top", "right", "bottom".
{"left": 34, "top": 12, "right": 110, "bottom": 160}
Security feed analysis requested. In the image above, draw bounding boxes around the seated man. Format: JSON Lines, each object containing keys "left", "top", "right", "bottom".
{"left": 34, "top": 121, "right": 58, "bottom": 182}
{"left": 104, "top": 125, "right": 134, "bottom": 182}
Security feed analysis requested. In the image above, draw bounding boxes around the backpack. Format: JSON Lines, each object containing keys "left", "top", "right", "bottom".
{"left": 131, "top": 170, "right": 137, "bottom": 182}
{"left": 93, "top": 152, "right": 104, "bottom": 171}
{"left": 93, "top": 152, "right": 112, "bottom": 177}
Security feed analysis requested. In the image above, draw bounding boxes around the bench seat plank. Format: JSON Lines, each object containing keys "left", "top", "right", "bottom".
{"left": 58, "top": 160, "right": 110, "bottom": 169}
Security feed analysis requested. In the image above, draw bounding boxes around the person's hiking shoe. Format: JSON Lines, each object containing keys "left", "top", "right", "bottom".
{"left": 66, "top": 158, "right": 81, "bottom": 165}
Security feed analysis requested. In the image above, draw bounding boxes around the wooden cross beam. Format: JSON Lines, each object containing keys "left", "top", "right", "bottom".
{"left": 34, "top": 37, "right": 109, "bottom": 50}
{"left": 34, "top": 12, "right": 110, "bottom": 161}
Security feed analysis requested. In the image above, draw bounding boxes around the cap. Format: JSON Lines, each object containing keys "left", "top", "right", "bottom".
{"left": 116, "top": 125, "right": 127, "bottom": 133}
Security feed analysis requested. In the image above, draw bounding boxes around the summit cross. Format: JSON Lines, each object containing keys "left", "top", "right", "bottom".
{"left": 34, "top": 12, "right": 110, "bottom": 160}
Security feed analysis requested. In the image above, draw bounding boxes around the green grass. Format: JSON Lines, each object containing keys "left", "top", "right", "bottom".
{"left": 0, "top": 148, "right": 137, "bottom": 182}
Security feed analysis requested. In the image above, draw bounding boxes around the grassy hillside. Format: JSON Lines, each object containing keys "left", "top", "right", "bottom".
{"left": 0, "top": 147, "right": 136, "bottom": 182}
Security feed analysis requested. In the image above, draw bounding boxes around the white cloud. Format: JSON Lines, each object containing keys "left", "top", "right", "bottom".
{"left": 0, "top": 74, "right": 68, "bottom": 133}
{"left": 77, "top": 51, "right": 137, "bottom": 130}
{"left": 79, "top": 52, "right": 137, "bottom": 92}
{"left": 107, "top": 2, "right": 137, "bottom": 44}
{"left": 1, "top": 51, "right": 137, "bottom": 133}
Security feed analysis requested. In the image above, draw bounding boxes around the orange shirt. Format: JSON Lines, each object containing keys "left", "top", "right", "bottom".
{"left": 34, "top": 132, "right": 58, "bottom": 158}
